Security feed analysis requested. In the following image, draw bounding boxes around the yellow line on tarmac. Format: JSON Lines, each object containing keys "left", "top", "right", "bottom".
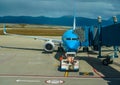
{"left": 64, "top": 71, "right": 69, "bottom": 77}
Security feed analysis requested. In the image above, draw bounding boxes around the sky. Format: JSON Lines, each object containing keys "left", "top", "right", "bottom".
{"left": 0, "top": 0, "right": 120, "bottom": 19}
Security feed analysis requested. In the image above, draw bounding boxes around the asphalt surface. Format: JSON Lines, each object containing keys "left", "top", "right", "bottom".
{"left": 0, "top": 35, "right": 120, "bottom": 85}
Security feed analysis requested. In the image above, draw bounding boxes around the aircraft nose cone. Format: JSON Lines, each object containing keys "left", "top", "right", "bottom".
{"left": 67, "top": 44, "right": 76, "bottom": 51}
{"left": 69, "top": 45, "right": 74, "bottom": 49}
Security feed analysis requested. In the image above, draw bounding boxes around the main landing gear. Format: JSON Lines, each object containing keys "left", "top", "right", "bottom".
{"left": 83, "top": 47, "right": 89, "bottom": 52}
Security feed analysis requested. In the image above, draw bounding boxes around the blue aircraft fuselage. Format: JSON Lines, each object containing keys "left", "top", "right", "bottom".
{"left": 62, "top": 29, "right": 81, "bottom": 52}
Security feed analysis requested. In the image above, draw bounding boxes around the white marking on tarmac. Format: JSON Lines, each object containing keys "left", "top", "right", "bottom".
{"left": 16, "top": 79, "right": 41, "bottom": 83}
{"left": 45, "top": 79, "right": 64, "bottom": 84}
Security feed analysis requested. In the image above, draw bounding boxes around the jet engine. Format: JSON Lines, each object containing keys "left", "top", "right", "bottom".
{"left": 44, "top": 41, "right": 55, "bottom": 52}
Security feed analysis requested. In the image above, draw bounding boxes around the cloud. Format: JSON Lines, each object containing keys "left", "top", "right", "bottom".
{"left": 0, "top": 0, "right": 120, "bottom": 19}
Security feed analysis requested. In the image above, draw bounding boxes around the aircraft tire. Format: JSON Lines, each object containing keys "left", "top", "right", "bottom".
{"left": 109, "top": 59, "right": 113, "bottom": 64}
{"left": 83, "top": 47, "right": 89, "bottom": 52}
{"left": 93, "top": 45, "right": 99, "bottom": 51}
{"left": 102, "top": 59, "right": 110, "bottom": 66}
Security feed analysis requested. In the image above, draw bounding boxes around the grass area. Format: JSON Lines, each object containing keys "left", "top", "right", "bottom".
{"left": 11, "top": 29, "right": 65, "bottom": 36}
{"left": 0, "top": 24, "right": 68, "bottom": 36}
{"left": 0, "top": 28, "right": 66, "bottom": 36}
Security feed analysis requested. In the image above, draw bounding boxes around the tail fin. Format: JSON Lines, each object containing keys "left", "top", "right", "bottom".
{"left": 3, "top": 24, "right": 7, "bottom": 34}
{"left": 73, "top": 16, "right": 76, "bottom": 30}
{"left": 73, "top": 3, "right": 76, "bottom": 30}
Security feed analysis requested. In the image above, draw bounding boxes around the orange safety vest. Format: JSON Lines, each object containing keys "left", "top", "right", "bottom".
{"left": 59, "top": 56, "right": 63, "bottom": 61}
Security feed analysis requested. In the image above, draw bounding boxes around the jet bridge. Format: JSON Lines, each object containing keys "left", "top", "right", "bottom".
{"left": 75, "top": 16, "right": 120, "bottom": 66}
{"left": 75, "top": 26, "right": 90, "bottom": 52}
{"left": 102, "top": 23, "right": 120, "bottom": 46}
{"left": 91, "top": 16, "right": 120, "bottom": 65}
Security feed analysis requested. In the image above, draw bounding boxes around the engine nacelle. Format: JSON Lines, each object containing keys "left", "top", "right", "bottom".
{"left": 44, "top": 41, "right": 55, "bottom": 52}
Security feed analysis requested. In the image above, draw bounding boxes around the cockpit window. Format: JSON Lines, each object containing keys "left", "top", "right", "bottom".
{"left": 66, "top": 38, "right": 71, "bottom": 40}
{"left": 72, "top": 38, "right": 79, "bottom": 40}
{"left": 64, "top": 38, "right": 79, "bottom": 40}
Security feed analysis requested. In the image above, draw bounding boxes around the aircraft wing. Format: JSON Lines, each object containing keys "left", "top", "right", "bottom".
{"left": 3, "top": 26, "right": 62, "bottom": 43}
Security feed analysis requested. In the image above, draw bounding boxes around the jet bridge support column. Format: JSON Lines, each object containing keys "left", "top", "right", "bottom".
{"left": 113, "top": 46, "right": 118, "bottom": 58}
{"left": 97, "top": 16, "right": 102, "bottom": 58}
{"left": 102, "top": 16, "right": 119, "bottom": 66}
{"left": 113, "top": 16, "right": 118, "bottom": 58}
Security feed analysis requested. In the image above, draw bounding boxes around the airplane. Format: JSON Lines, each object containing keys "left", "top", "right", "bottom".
{"left": 3, "top": 16, "right": 81, "bottom": 71}
{"left": 3, "top": 16, "right": 120, "bottom": 71}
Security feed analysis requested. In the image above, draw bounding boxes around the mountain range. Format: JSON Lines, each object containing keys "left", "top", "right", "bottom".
{"left": 0, "top": 15, "right": 120, "bottom": 26}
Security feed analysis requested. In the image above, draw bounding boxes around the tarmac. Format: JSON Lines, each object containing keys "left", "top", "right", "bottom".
{"left": 0, "top": 35, "right": 120, "bottom": 85}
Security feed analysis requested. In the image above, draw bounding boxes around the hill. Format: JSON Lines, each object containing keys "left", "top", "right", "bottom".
{"left": 0, "top": 16, "right": 118, "bottom": 26}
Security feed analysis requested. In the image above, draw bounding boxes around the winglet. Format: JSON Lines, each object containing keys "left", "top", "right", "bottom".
{"left": 3, "top": 24, "right": 7, "bottom": 34}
